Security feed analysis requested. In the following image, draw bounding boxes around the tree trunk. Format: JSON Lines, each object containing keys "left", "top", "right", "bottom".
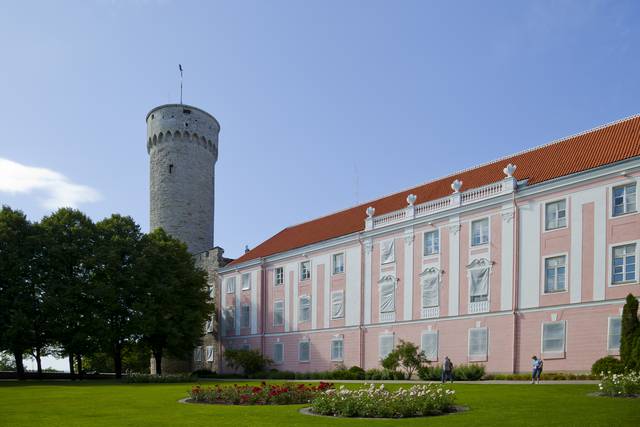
{"left": 113, "top": 345, "right": 123, "bottom": 379}
{"left": 35, "top": 347, "right": 42, "bottom": 378}
{"left": 77, "top": 354, "right": 83, "bottom": 380}
{"left": 69, "top": 353, "right": 75, "bottom": 380}
{"left": 14, "top": 351, "right": 25, "bottom": 380}
{"left": 153, "top": 350, "right": 162, "bottom": 375}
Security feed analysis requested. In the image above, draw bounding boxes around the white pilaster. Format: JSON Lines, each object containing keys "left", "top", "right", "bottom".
{"left": 235, "top": 274, "right": 241, "bottom": 336}
{"left": 345, "top": 246, "right": 362, "bottom": 326}
{"left": 448, "top": 217, "right": 460, "bottom": 316}
{"left": 518, "top": 202, "right": 540, "bottom": 309}
{"left": 403, "top": 227, "right": 414, "bottom": 320}
{"left": 364, "top": 238, "right": 373, "bottom": 324}
{"left": 593, "top": 187, "right": 607, "bottom": 301}
{"left": 500, "top": 205, "right": 514, "bottom": 311}
{"left": 323, "top": 255, "right": 331, "bottom": 329}
{"left": 250, "top": 270, "right": 258, "bottom": 334}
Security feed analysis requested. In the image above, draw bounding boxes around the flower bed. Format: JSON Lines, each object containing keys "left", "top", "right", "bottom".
{"left": 598, "top": 371, "right": 640, "bottom": 397}
{"left": 187, "top": 382, "right": 333, "bottom": 405}
{"left": 310, "top": 383, "right": 456, "bottom": 418}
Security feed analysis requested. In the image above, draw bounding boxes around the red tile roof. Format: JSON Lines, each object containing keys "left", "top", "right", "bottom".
{"left": 229, "top": 115, "right": 640, "bottom": 266}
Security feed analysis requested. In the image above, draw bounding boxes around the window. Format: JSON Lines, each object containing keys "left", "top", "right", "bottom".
{"left": 273, "top": 343, "right": 284, "bottom": 364}
{"left": 613, "top": 183, "right": 636, "bottom": 216}
{"left": 379, "top": 334, "right": 395, "bottom": 359}
{"left": 275, "top": 267, "right": 284, "bottom": 285}
{"left": 225, "top": 277, "right": 236, "bottom": 294}
{"left": 545, "top": 200, "right": 567, "bottom": 230}
{"left": 544, "top": 255, "right": 567, "bottom": 293}
{"left": 612, "top": 244, "right": 637, "bottom": 284}
{"left": 205, "top": 316, "right": 214, "bottom": 333}
{"left": 421, "top": 271, "right": 439, "bottom": 308}
{"left": 300, "top": 261, "right": 311, "bottom": 281}
{"left": 469, "top": 327, "right": 488, "bottom": 358}
{"left": 471, "top": 218, "right": 489, "bottom": 246}
{"left": 240, "top": 304, "right": 250, "bottom": 328}
{"left": 423, "top": 230, "right": 440, "bottom": 255}
{"left": 381, "top": 239, "right": 395, "bottom": 264}
{"left": 205, "top": 346, "right": 214, "bottom": 362}
{"left": 298, "top": 295, "right": 311, "bottom": 323}
{"left": 608, "top": 317, "right": 622, "bottom": 351}
{"left": 225, "top": 307, "right": 235, "bottom": 335}
{"left": 207, "top": 285, "right": 215, "bottom": 299}
{"left": 421, "top": 331, "right": 438, "bottom": 361}
{"left": 542, "top": 322, "right": 565, "bottom": 353}
{"left": 273, "top": 300, "right": 284, "bottom": 326}
{"left": 193, "top": 346, "right": 203, "bottom": 362}
{"left": 380, "top": 278, "right": 396, "bottom": 314}
{"left": 469, "top": 264, "right": 489, "bottom": 303}
{"left": 332, "top": 253, "right": 345, "bottom": 274}
{"left": 299, "top": 341, "right": 310, "bottom": 362}
{"left": 331, "top": 338, "right": 343, "bottom": 361}
{"left": 241, "top": 273, "right": 251, "bottom": 290}
{"left": 331, "top": 291, "right": 344, "bottom": 319}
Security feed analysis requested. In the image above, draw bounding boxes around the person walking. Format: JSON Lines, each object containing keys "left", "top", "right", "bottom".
{"left": 536, "top": 358, "right": 544, "bottom": 384}
{"left": 531, "top": 355, "right": 541, "bottom": 384}
{"left": 442, "top": 356, "right": 454, "bottom": 383}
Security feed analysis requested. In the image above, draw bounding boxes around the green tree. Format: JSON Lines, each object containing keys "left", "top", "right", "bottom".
{"left": 40, "top": 208, "right": 97, "bottom": 378}
{"left": 620, "top": 293, "right": 639, "bottom": 368}
{"left": 381, "top": 340, "right": 428, "bottom": 379}
{"left": 0, "top": 352, "right": 16, "bottom": 371}
{"left": 223, "top": 349, "right": 272, "bottom": 375}
{"left": 136, "top": 228, "right": 210, "bottom": 375}
{"left": 93, "top": 214, "right": 144, "bottom": 378}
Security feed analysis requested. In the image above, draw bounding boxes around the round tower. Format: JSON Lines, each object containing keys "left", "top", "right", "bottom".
{"left": 146, "top": 104, "right": 220, "bottom": 254}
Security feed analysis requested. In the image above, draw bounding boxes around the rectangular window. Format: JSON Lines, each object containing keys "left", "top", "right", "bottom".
{"left": 240, "top": 304, "right": 250, "bottom": 328}
{"left": 471, "top": 218, "right": 489, "bottom": 246}
{"left": 299, "top": 341, "right": 310, "bottom": 362}
{"left": 379, "top": 334, "right": 395, "bottom": 359}
{"left": 206, "top": 346, "right": 214, "bottom": 362}
{"left": 205, "top": 316, "right": 214, "bottom": 333}
{"left": 332, "top": 253, "right": 345, "bottom": 274}
{"left": 300, "top": 261, "right": 311, "bottom": 281}
{"left": 226, "top": 277, "right": 236, "bottom": 294}
{"left": 275, "top": 267, "right": 284, "bottom": 285}
{"left": 331, "top": 291, "right": 344, "bottom": 319}
{"left": 225, "top": 307, "right": 235, "bottom": 335}
{"left": 545, "top": 200, "right": 567, "bottom": 230}
{"left": 298, "top": 295, "right": 311, "bottom": 323}
{"left": 544, "top": 255, "right": 567, "bottom": 293}
{"left": 381, "top": 239, "right": 395, "bottom": 264}
{"left": 421, "top": 273, "right": 439, "bottom": 308}
{"left": 273, "top": 343, "right": 284, "bottom": 364}
{"left": 469, "top": 327, "right": 488, "bottom": 358}
{"left": 241, "top": 273, "right": 251, "bottom": 290}
{"left": 542, "top": 322, "right": 566, "bottom": 353}
{"left": 380, "top": 280, "right": 396, "bottom": 313}
{"left": 469, "top": 266, "right": 489, "bottom": 302}
{"left": 273, "top": 300, "right": 284, "bottom": 326}
{"left": 207, "top": 286, "right": 215, "bottom": 299}
{"left": 608, "top": 317, "right": 622, "bottom": 351}
{"left": 421, "top": 331, "right": 438, "bottom": 361}
{"left": 331, "top": 339, "right": 343, "bottom": 361}
{"left": 613, "top": 183, "right": 637, "bottom": 216}
{"left": 423, "top": 230, "right": 440, "bottom": 255}
{"left": 612, "top": 244, "right": 637, "bottom": 284}
{"left": 194, "top": 346, "right": 203, "bottom": 362}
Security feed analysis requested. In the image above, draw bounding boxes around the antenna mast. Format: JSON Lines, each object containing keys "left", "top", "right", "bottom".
{"left": 179, "top": 64, "right": 183, "bottom": 104}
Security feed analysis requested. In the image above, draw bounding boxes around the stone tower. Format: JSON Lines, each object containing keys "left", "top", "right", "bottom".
{"left": 146, "top": 104, "right": 220, "bottom": 253}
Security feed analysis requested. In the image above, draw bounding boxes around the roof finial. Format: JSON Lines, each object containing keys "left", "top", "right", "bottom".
{"left": 503, "top": 163, "right": 517, "bottom": 178}
{"left": 451, "top": 179, "right": 463, "bottom": 193}
{"left": 366, "top": 206, "right": 375, "bottom": 218}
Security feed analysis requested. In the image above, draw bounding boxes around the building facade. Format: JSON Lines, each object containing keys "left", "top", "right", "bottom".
{"left": 216, "top": 115, "right": 640, "bottom": 374}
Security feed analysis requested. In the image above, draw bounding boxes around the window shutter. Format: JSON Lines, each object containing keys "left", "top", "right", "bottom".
{"left": 381, "top": 240, "right": 395, "bottom": 264}
{"left": 379, "top": 335, "right": 394, "bottom": 359}
{"left": 206, "top": 346, "right": 214, "bottom": 362}
{"left": 542, "top": 322, "right": 565, "bottom": 353}
{"left": 380, "top": 281, "right": 395, "bottom": 313}
{"left": 469, "top": 328, "right": 487, "bottom": 357}
{"left": 421, "top": 332, "right": 438, "bottom": 361}
{"left": 331, "top": 291, "right": 344, "bottom": 319}
{"left": 421, "top": 274, "right": 439, "bottom": 308}
{"left": 470, "top": 267, "right": 489, "bottom": 300}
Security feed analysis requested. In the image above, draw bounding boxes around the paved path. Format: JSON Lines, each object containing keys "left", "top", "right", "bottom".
{"left": 206, "top": 378, "right": 599, "bottom": 385}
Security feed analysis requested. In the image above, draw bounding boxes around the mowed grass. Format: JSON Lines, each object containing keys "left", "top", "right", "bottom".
{"left": 0, "top": 380, "right": 638, "bottom": 427}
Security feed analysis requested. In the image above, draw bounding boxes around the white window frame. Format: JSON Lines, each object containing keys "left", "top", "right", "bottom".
{"left": 224, "top": 306, "right": 235, "bottom": 335}
{"left": 467, "top": 259, "right": 491, "bottom": 312}
{"left": 205, "top": 345, "right": 214, "bottom": 362}
{"left": 544, "top": 199, "right": 568, "bottom": 231}
{"left": 331, "top": 290, "right": 345, "bottom": 319}
{"left": 379, "top": 275, "right": 396, "bottom": 321}
{"left": 608, "top": 316, "right": 622, "bottom": 352}
{"left": 241, "top": 273, "right": 251, "bottom": 290}
{"left": 205, "top": 316, "right": 214, "bottom": 333}
{"left": 542, "top": 253, "right": 568, "bottom": 294}
{"left": 468, "top": 327, "right": 488, "bottom": 361}
{"left": 298, "top": 340, "right": 310, "bottom": 363}
{"left": 273, "top": 342, "right": 284, "bottom": 364}
{"left": 298, "top": 295, "right": 311, "bottom": 323}
{"left": 240, "top": 303, "right": 250, "bottom": 329}
{"left": 194, "top": 346, "right": 203, "bottom": 362}
{"left": 612, "top": 182, "right": 637, "bottom": 217}
{"left": 610, "top": 242, "right": 638, "bottom": 286}
{"left": 380, "top": 238, "right": 395, "bottom": 264}
{"left": 421, "top": 330, "right": 438, "bottom": 362}
{"left": 541, "top": 321, "right": 566, "bottom": 356}
{"left": 332, "top": 252, "right": 345, "bottom": 275}
{"left": 273, "top": 300, "right": 284, "bottom": 326}
{"left": 470, "top": 217, "right": 490, "bottom": 247}
{"left": 300, "top": 260, "right": 311, "bottom": 281}
{"left": 274, "top": 267, "right": 284, "bottom": 286}
{"left": 330, "top": 338, "right": 344, "bottom": 362}
{"left": 225, "top": 277, "right": 236, "bottom": 294}
{"left": 379, "top": 334, "right": 395, "bottom": 360}
{"left": 423, "top": 230, "right": 440, "bottom": 256}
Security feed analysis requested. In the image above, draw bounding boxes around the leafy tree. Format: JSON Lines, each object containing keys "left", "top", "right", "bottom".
{"left": 620, "top": 293, "right": 639, "bottom": 368}
{"left": 223, "top": 349, "right": 272, "bottom": 375}
{"left": 0, "top": 352, "right": 16, "bottom": 371}
{"left": 381, "top": 340, "right": 428, "bottom": 379}
{"left": 137, "top": 229, "right": 210, "bottom": 374}
{"left": 93, "top": 215, "right": 144, "bottom": 378}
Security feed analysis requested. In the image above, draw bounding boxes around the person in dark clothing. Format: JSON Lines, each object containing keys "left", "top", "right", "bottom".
{"left": 442, "top": 356, "right": 454, "bottom": 383}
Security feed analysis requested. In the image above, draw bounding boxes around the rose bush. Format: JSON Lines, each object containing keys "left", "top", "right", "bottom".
{"left": 598, "top": 371, "right": 640, "bottom": 397}
{"left": 310, "top": 383, "right": 456, "bottom": 418}
{"left": 188, "top": 381, "right": 333, "bottom": 405}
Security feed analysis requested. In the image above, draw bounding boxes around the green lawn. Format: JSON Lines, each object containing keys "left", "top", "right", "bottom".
{"left": 0, "top": 381, "right": 638, "bottom": 426}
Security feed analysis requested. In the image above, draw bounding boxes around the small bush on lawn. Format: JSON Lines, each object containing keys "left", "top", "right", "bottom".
{"left": 224, "top": 349, "right": 272, "bottom": 375}
{"left": 365, "top": 368, "right": 406, "bottom": 380}
{"left": 453, "top": 364, "right": 485, "bottom": 381}
{"left": 188, "top": 381, "right": 333, "bottom": 405}
{"left": 592, "top": 357, "right": 626, "bottom": 375}
{"left": 126, "top": 373, "right": 192, "bottom": 383}
{"left": 417, "top": 365, "right": 443, "bottom": 381}
{"left": 381, "top": 340, "right": 428, "bottom": 379}
{"left": 311, "top": 383, "right": 456, "bottom": 418}
{"left": 598, "top": 371, "right": 640, "bottom": 396}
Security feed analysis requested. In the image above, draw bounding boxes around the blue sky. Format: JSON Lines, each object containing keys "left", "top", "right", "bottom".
{"left": 1, "top": 0, "right": 640, "bottom": 264}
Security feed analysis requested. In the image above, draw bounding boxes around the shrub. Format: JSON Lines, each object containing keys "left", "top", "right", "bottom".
{"left": 223, "top": 349, "right": 272, "bottom": 375}
{"left": 188, "top": 381, "right": 333, "bottom": 405}
{"left": 453, "top": 364, "right": 485, "bottom": 381}
{"left": 621, "top": 294, "right": 639, "bottom": 369}
{"left": 598, "top": 371, "right": 640, "bottom": 396}
{"left": 381, "top": 340, "right": 428, "bottom": 379}
{"left": 125, "top": 373, "right": 192, "bottom": 383}
{"left": 348, "top": 366, "right": 366, "bottom": 380}
{"left": 417, "top": 365, "right": 443, "bottom": 381}
{"left": 311, "top": 383, "right": 456, "bottom": 418}
{"left": 592, "top": 357, "right": 625, "bottom": 375}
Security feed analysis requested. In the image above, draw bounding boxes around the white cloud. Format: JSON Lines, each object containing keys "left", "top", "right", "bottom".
{"left": 0, "top": 158, "right": 101, "bottom": 209}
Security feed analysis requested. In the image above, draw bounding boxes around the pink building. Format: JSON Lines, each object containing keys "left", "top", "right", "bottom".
{"left": 216, "top": 115, "right": 640, "bottom": 374}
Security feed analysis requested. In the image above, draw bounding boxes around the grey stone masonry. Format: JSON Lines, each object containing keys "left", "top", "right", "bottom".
{"left": 147, "top": 104, "right": 220, "bottom": 254}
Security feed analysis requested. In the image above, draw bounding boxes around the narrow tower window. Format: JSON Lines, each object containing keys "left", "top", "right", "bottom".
{"left": 169, "top": 164, "right": 174, "bottom": 174}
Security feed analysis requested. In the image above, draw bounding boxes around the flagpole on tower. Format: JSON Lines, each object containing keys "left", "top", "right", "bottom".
{"left": 179, "top": 64, "right": 183, "bottom": 104}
